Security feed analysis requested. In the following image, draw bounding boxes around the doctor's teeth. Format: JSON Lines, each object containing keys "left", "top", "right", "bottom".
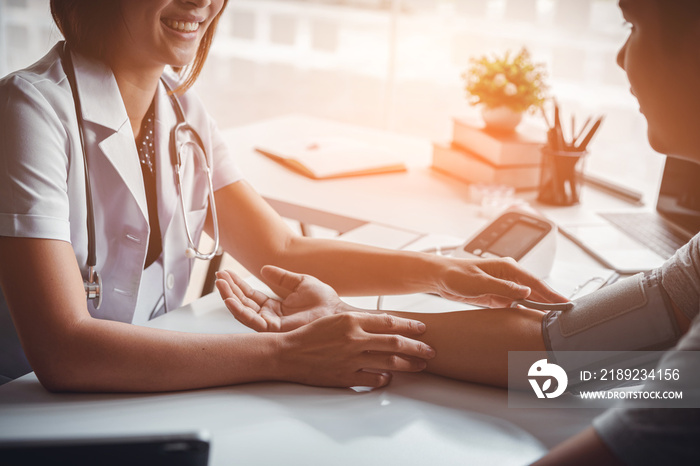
{"left": 164, "top": 20, "right": 200, "bottom": 32}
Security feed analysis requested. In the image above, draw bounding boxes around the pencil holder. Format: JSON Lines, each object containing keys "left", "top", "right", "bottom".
{"left": 537, "top": 148, "right": 587, "bottom": 206}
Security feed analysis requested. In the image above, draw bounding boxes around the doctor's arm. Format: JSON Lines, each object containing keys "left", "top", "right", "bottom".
{"left": 210, "top": 180, "right": 565, "bottom": 307}
{"left": 0, "top": 236, "right": 434, "bottom": 392}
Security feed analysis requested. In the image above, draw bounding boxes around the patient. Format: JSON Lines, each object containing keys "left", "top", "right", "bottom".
{"left": 217, "top": 0, "right": 700, "bottom": 464}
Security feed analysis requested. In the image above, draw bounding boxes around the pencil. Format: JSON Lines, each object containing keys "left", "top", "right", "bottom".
{"left": 574, "top": 116, "right": 592, "bottom": 144}
{"left": 554, "top": 100, "right": 564, "bottom": 150}
{"left": 577, "top": 116, "right": 604, "bottom": 151}
{"left": 541, "top": 105, "right": 552, "bottom": 130}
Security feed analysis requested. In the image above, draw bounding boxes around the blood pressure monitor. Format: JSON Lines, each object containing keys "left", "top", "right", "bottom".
{"left": 452, "top": 208, "right": 557, "bottom": 278}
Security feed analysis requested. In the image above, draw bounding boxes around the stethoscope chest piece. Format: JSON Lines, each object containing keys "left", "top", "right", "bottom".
{"left": 84, "top": 266, "right": 102, "bottom": 310}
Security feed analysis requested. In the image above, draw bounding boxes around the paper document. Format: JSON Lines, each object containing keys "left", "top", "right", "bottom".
{"left": 255, "top": 137, "right": 407, "bottom": 180}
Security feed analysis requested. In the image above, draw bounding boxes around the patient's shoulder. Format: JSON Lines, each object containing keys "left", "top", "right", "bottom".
{"left": 661, "top": 233, "right": 700, "bottom": 321}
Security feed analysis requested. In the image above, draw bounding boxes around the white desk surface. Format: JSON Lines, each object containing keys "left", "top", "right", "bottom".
{"left": 223, "top": 114, "right": 641, "bottom": 238}
{"left": 0, "top": 114, "right": 636, "bottom": 464}
{"left": 223, "top": 112, "right": 635, "bottom": 292}
{"left": 0, "top": 292, "right": 606, "bottom": 465}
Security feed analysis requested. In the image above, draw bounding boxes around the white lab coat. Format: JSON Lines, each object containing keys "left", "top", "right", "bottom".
{"left": 0, "top": 43, "right": 242, "bottom": 327}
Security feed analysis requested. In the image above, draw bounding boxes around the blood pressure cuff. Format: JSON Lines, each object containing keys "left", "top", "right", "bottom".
{"left": 542, "top": 269, "right": 681, "bottom": 388}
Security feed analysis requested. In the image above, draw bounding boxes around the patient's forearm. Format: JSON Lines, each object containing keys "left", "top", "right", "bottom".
{"left": 373, "top": 307, "right": 546, "bottom": 387}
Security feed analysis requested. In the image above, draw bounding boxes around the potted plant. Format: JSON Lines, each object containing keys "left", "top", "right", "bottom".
{"left": 462, "top": 47, "right": 548, "bottom": 132}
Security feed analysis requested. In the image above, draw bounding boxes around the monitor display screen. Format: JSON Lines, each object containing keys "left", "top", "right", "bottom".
{"left": 657, "top": 157, "right": 700, "bottom": 235}
{"left": 488, "top": 221, "right": 544, "bottom": 259}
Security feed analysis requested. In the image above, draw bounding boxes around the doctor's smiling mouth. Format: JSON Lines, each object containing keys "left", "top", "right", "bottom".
{"left": 161, "top": 17, "right": 205, "bottom": 38}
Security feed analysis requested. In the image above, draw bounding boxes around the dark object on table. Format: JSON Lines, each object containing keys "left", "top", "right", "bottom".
{"left": 537, "top": 147, "right": 587, "bottom": 205}
{"left": 538, "top": 101, "right": 603, "bottom": 205}
{"left": 0, "top": 432, "right": 210, "bottom": 466}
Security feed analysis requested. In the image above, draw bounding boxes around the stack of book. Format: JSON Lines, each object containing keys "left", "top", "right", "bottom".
{"left": 432, "top": 117, "right": 546, "bottom": 190}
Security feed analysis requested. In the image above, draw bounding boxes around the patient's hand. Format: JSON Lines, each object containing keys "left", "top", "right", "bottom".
{"left": 215, "top": 266, "right": 344, "bottom": 332}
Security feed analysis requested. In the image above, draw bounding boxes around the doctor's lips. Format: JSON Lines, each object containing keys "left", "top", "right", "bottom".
{"left": 162, "top": 18, "right": 203, "bottom": 34}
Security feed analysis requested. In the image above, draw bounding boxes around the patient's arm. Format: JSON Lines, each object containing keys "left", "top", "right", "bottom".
{"left": 383, "top": 307, "right": 545, "bottom": 387}
{"left": 217, "top": 266, "right": 546, "bottom": 388}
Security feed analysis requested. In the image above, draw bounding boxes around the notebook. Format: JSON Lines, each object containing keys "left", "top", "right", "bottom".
{"left": 255, "top": 137, "right": 407, "bottom": 180}
{"left": 560, "top": 157, "right": 700, "bottom": 274}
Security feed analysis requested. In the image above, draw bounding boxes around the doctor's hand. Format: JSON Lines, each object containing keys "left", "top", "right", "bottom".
{"left": 277, "top": 311, "right": 434, "bottom": 388}
{"left": 433, "top": 256, "right": 567, "bottom": 308}
{"left": 216, "top": 267, "right": 435, "bottom": 387}
{"left": 216, "top": 266, "right": 346, "bottom": 332}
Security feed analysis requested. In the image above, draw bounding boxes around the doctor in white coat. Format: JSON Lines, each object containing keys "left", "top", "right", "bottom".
{"left": 0, "top": 0, "right": 563, "bottom": 391}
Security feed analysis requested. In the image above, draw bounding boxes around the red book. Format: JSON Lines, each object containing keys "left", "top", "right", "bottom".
{"left": 452, "top": 117, "right": 546, "bottom": 166}
{"left": 431, "top": 142, "right": 540, "bottom": 190}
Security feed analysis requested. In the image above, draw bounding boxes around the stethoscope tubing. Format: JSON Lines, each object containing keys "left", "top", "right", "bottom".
{"left": 61, "top": 42, "right": 103, "bottom": 309}
{"left": 162, "top": 80, "right": 221, "bottom": 261}
{"left": 60, "top": 41, "right": 220, "bottom": 309}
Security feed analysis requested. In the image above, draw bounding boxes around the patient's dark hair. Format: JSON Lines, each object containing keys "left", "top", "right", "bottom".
{"left": 653, "top": 0, "right": 700, "bottom": 45}
{"left": 50, "top": 0, "right": 228, "bottom": 92}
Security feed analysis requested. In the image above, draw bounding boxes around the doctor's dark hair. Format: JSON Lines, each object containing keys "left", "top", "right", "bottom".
{"left": 50, "top": 0, "right": 229, "bottom": 92}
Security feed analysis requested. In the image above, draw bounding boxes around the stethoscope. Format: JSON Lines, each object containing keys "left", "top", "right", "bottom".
{"left": 60, "top": 42, "right": 220, "bottom": 310}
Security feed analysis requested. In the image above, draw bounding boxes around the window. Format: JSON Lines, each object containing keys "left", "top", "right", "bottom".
{"left": 200, "top": 0, "right": 661, "bottom": 197}
{"left": 0, "top": 0, "right": 662, "bottom": 198}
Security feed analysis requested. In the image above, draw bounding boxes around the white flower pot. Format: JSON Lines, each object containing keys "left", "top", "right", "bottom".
{"left": 480, "top": 106, "right": 523, "bottom": 132}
